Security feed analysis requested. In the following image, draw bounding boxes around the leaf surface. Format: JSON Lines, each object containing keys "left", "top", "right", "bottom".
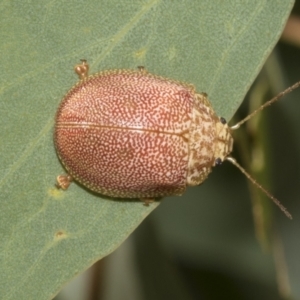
{"left": 0, "top": 1, "right": 294, "bottom": 299}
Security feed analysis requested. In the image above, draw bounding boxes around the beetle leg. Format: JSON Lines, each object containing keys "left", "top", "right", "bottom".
{"left": 140, "top": 198, "right": 155, "bottom": 206}
{"left": 56, "top": 174, "right": 73, "bottom": 190}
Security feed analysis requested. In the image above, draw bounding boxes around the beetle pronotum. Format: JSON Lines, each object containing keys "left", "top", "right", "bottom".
{"left": 54, "top": 60, "right": 300, "bottom": 219}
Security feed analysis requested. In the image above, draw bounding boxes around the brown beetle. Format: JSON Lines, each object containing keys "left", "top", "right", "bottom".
{"left": 54, "top": 60, "right": 299, "bottom": 218}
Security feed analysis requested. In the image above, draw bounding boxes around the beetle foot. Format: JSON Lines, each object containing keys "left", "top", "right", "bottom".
{"left": 137, "top": 66, "right": 147, "bottom": 73}
{"left": 56, "top": 174, "right": 73, "bottom": 190}
{"left": 140, "top": 198, "right": 155, "bottom": 206}
{"left": 74, "top": 59, "right": 89, "bottom": 80}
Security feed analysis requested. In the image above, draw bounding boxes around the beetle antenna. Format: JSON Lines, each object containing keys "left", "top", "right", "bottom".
{"left": 231, "top": 81, "right": 300, "bottom": 130}
{"left": 226, "top": 157, "right": 292, "bottom": 219}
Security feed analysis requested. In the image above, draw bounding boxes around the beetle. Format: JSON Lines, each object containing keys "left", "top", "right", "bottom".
{"left": 54, "top": 60, "right": 298, "bottom": 217}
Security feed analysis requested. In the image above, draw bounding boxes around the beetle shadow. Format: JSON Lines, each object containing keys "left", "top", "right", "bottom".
{"left": 71, "top": 180, "right": 163, "bottom": 205}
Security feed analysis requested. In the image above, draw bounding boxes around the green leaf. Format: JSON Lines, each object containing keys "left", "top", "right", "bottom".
{"left": 0, "top": 1, "right": 294, "bottom": 299}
